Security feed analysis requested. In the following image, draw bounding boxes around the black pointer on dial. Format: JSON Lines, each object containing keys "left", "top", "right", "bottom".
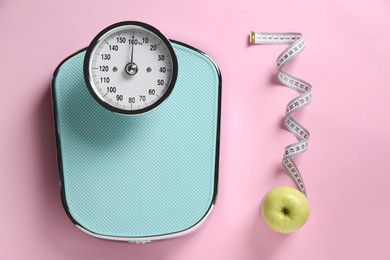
{"left": 125, "top": 34, "right": 138, "bottom": 76}
{"left": 130, "top": 35, "right": 134, "bottom": 64}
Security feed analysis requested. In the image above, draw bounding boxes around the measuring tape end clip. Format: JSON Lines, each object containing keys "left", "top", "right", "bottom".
{"left": 249, "top": 31, "right": 256, "bottom": 44}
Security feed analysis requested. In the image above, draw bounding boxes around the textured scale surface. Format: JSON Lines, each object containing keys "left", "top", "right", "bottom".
{"left": 52, "top": 43, "right": 220, "bottom": 238}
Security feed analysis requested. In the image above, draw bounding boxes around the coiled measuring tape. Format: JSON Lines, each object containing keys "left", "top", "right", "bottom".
{"left": 249, "top": 32, "right": 312, "bottom": 196}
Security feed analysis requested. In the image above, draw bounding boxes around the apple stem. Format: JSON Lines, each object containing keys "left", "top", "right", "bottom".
{"left": 282, "top": 207, "right": 291, "bottom": 215}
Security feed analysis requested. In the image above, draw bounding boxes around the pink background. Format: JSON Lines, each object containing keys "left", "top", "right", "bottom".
{"left": 1, "top": 0, "right": 390, "bottom": 259}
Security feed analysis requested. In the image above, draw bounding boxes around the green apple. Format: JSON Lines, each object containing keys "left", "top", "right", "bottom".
{"left": 261, "top": 186, "right": 310, "bottom": 233}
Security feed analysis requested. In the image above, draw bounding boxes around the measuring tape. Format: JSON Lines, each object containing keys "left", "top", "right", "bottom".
{"left": 249, "top": 32, "right": 312, "bottom": 196}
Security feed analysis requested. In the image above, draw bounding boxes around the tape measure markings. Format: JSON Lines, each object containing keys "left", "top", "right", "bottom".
{"left": 249, "top": 32, "right": 312, "bottom": 196}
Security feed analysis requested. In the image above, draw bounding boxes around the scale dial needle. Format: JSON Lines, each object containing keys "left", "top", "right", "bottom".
{"left": 130, "top": 35, "right": 134, "bottom": 64}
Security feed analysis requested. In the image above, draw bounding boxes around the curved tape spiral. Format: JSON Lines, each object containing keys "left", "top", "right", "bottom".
{"left": 250, "top": 32, "right": 312, "bottom": 196}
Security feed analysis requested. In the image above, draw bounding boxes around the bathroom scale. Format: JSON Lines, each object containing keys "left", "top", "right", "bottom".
{"left": 52, "top": 21, "right": 221, "bottom": 243}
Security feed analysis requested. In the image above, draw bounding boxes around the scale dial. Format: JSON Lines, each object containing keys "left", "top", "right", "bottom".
{"left": 84, "top": 21, "right": 178, "bottom": 115}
